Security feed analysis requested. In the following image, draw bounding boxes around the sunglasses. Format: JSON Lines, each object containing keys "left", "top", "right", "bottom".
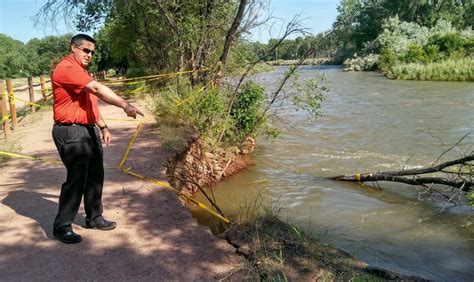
{"left": 76, "top": 46, "right": 95, "bottom": 56}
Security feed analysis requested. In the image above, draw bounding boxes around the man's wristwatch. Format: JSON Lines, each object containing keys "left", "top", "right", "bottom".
{"left": 98, "top": 124, "right": 108, "bottom": 131}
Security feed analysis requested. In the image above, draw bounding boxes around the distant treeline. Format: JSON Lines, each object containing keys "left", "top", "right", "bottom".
{"left": 0, "top": 34, "right": 71, "bottom": 79}
{"left": 2, "top": 0, "right": 473, "bottom": 80}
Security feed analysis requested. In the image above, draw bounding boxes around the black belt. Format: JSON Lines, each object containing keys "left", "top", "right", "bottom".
{"left": 55, "top": 123, "right": 95, "bottom": 127}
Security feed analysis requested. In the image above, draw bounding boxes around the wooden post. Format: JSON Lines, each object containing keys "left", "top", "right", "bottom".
{"left": 28, "top": 77, "right": 35, "bottom": 114}
{"left": 0, "top": 80, "right": 10, "bottom": 137}
{"left": 5, "top": 79, "right": 17, "bottom": 130}
{"left": 40, "top": 75, "right": 47, "bottom": 103}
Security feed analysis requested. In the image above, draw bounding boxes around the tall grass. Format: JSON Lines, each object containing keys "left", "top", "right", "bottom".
{"left": 391, "top": 58, "right": 474, "bottom": 81}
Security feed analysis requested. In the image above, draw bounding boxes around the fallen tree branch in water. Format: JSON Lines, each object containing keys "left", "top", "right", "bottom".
{"left": 331, "top": 154, "right": 474, "bottom": 193}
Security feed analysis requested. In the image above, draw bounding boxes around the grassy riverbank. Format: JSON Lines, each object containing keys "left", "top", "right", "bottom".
{"left": 218, "top": 197, "right": 422, "bottom": 280}
{"left": 389, "top": 58, "right": 474, "bottom": 81}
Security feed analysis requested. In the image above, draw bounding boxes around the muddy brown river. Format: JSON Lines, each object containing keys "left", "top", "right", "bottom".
{"left": 191, "top": 66, "right": 474, "bottom": 281}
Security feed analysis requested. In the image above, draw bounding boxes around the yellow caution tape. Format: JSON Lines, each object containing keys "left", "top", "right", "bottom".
{"left": 119, "top": 167, "right": 230, "bottom": 224}
{"left": 0, "top": 150, "right": 125, "bottom": 171}
{"left": 176, "top": 79, "right": 214, "bottom": 106}
{"left": 0, "top": 150, "right": 62, "bottom": 165}
{"left": 118, "top": 120, "right": 231, "bottom": 224}
{"left": 8, "top": 91, "right": 15, "bottom": 104}
{"left": 103, "top": 118, "right": 141, "bottom": 123}
{"left": 103, "top": 68, "right": 206, "bottom": 86}
{"left": 14, "top": 97, "right": 44, "bottom": 108}
{"left": 129, "top": 86, "right": 145, "bottom": 94}
{"left": 355, "top": 173, "right": 365, "bottom": 186}
{"left": 118, "top": 122, "right": 143, "bottom": 169}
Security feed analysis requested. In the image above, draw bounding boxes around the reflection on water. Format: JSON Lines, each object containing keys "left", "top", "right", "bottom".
{"left": 190, "top": 66, "right": 474, "bottom": 281}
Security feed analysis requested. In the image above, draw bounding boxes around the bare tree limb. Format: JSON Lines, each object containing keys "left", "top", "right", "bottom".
{"left": 332, "top": 173, "right": 472, "bottom": 191}
{"left": 331, "top": 154, "right": 474, "bottom": 192}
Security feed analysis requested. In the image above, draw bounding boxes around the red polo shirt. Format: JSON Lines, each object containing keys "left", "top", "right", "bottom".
{"left": 52, "top": 54, "right": 99, "bottom": 124}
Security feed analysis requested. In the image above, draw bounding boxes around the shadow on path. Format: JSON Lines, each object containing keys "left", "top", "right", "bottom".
{"left": 2, "top": 190, "right": 84, "bottom": 238}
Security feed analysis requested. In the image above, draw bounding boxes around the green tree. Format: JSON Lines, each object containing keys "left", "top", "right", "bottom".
{"left": 331, "top": 0, "right": 473, "bottom": 60}
{"left": 26, "top": 34, "right": 70, "bottom": 75}
{"left": 0, "top": 34, "right": 30, "bottom": 78}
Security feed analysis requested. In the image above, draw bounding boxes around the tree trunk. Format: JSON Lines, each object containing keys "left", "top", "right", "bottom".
{"left": 215, "top": 0, "right": 248, "bottom": 81}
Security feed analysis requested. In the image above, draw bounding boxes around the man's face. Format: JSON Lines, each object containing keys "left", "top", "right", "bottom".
{"left": 71, "top": 40, "right": 95, "bottom": 67}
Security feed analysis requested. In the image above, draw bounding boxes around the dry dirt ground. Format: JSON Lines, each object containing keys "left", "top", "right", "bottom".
{"left": 0, "top": 97, "right": 244, "bottom": 280}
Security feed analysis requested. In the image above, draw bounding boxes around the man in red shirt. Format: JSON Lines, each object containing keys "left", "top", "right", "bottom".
{"left": 51, "top": 34, "right": 143, "bottom": 244}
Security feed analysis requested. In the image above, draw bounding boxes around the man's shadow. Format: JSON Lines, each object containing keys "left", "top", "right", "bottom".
{"left": 2, "top": 190, "right": 84, "bottom": 239}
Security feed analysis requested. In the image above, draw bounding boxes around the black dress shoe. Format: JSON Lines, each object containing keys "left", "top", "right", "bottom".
{"left": 53, "top": 229, "right": 82, "bottom": 244}
{"left": 85, "top": 218, "right": 117, "bottom": 230}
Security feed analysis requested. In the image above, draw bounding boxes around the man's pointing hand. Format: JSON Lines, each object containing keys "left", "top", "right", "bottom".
{"left": 124, "top": 104, "right": 144, "bottom": 119}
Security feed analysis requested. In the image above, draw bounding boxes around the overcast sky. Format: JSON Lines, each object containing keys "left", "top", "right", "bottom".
{"left": 0, "top": 0, "right": 339, "bottom": 43}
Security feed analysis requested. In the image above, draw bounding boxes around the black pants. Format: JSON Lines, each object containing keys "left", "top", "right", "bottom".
{"left": 52, "top": 124, "right": 104, "bottom": 232}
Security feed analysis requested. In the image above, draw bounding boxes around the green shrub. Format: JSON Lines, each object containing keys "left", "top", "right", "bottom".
{"left": 343, "top": 54, "right": 380, "bottom": 71}
{"left": 153, "top": 80, "right": 269, "bottom": 149}
{"left": 376, "top": 16, "right": 430, "bottom": 55}
{"left": 154, "top": 81, "right": 197, "bottom": 126}
{"left": 230, "top": 81, "right": 266, "bottom": 141}
{"left": 378, "top": 47, "right": 397, "bottom": 76}
{"left": 468, "top": 192, "right": 474, "bottom": 206}
{"left": 424, "top": 44, "right": 441, "bottom": 62}
{"left": 428, "top": 32, "right": 465, "bottom": 58}
{"left": 464, "top": 36, "right": 474, "bottom": 56}
{"left": 195, "top": 88, "right": 226, "bottom": 145}
{"left": 404, "top": 44, "right": 427, "bottom": 63}
{"left": 125, "top": 65, "right": 151, "bottom": 78}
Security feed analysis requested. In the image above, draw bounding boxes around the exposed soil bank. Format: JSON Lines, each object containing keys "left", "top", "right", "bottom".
{"left": 165, "top": 136, "right": 428, "bottom": 281}
{"left": 166, "top": 135, "right": 255, "bottom": 204}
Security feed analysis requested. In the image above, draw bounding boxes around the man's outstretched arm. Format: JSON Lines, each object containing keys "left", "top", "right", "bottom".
{"left": 84, "top": 80, "right": 144, "bottom": 118}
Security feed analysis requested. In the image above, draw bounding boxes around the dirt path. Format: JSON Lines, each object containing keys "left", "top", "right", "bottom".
{"left": 0, "top": 98, "right": 243, "bottom": 280}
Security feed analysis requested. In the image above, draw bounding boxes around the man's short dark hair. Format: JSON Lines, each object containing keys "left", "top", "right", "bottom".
{"left": 71, "top": 34, "right": 95, "bottom": 46}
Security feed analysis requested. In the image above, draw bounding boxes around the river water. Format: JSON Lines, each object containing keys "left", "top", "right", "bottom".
{"left": 190, "top": 66, "right": 474, "bottom": 281}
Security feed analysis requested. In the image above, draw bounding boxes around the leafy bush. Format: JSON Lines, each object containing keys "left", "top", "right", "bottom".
{"left": 343, "top": 54, "right": 380, "bottom": 71}
{"left": 428, "top": 32, "right": 465, "bottom": 57}
{"left": 424, "top": 44, "right": 441, "bottom": 63}
{"left": 378, "top": 47, "right": 397, "bottom": 76}
{"left": 230, "top": 81, "right": 266, "bottom": 142}
{"left": 376, "top": 16, "right": 431, "bottom": 55}
{"left": 464, "top": 36, "right": 474, "bottom": 56}
{"left": 468, "top": 192, "right": 474, "bottom": 206}
{"left": 404, "top": 44, "right": 427, "bottom": 63}
{"left": 196, "top": 88, "right": 226, "bottom": 144}
{"left": 154, "top": 80, "right": 269, "bottom": 149}
{"left": 125, "top": 65, "right": 151, "bottom": 78}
